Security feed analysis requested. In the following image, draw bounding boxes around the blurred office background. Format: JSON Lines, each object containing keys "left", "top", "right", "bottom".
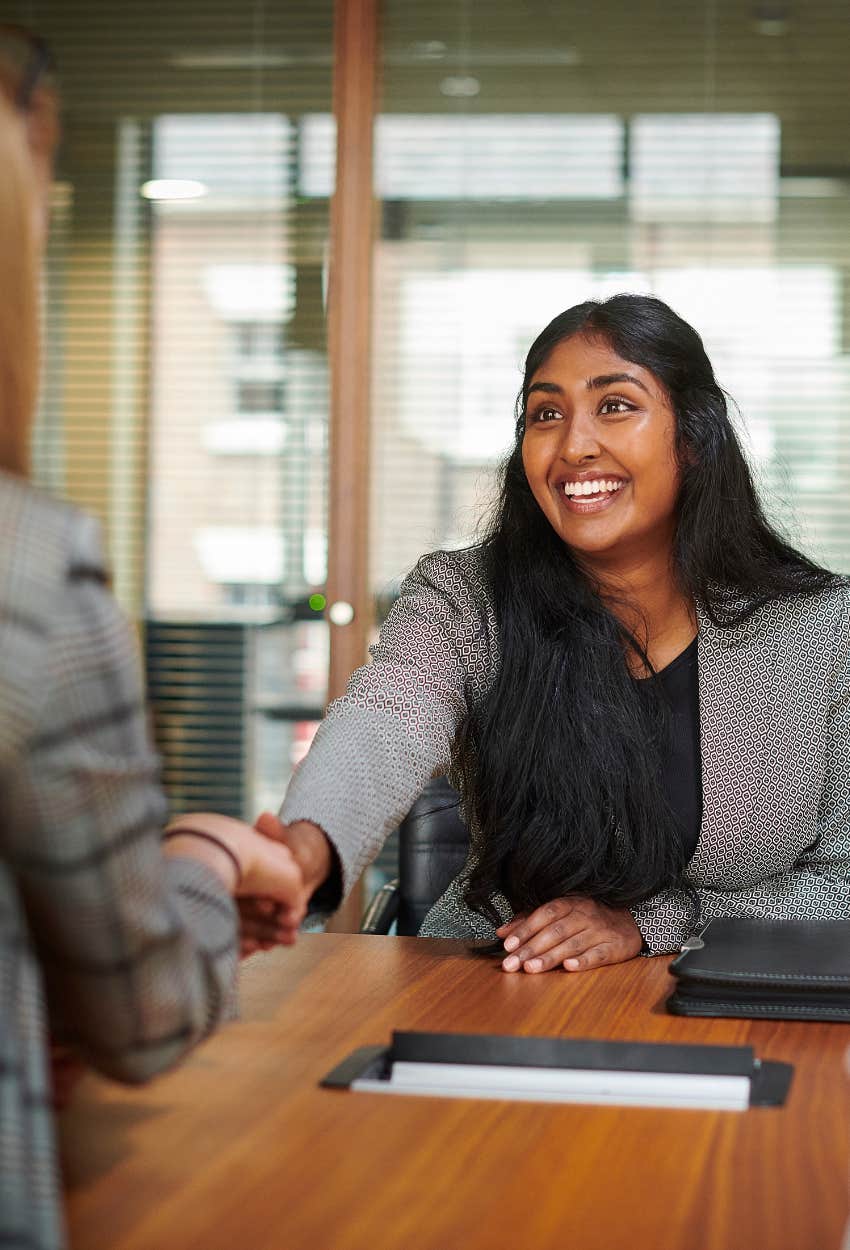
{"left": 7, "top": 0, "right": 850, "bottom": 910}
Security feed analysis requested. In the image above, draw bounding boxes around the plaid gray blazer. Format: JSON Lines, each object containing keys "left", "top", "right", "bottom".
{"left": 0, "top": 473, "right": 238, "bottom": 1250}
{"left": 283, "top": 546, "right": 850, "bottom": 947}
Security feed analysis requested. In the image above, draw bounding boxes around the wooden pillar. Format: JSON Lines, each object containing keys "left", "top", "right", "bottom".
{"left": 325, "top": 0, "right": 379, "bottom": 928}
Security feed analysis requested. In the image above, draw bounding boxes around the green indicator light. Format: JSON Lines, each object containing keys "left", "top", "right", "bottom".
{"left": 308, "top": 593, "right": 327, "bottom": 612}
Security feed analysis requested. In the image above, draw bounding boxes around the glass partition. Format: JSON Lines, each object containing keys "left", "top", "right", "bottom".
{"left": 373, "top": 0, "right": 850, "bottom": 587}
{"left": 21, "top": 0, "right": 335, "bottom": 819}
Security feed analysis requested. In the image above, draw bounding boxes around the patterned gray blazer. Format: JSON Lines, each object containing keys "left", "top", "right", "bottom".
{"left": 0, "top": 473, "right": 238, "bottom": 1250}
{"left": 283, "top": 545, "right": 850, "bottom": 949}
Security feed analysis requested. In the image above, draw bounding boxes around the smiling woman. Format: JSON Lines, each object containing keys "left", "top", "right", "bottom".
{"left": 272, "top": 293, "right": 850, "bottom": 974}
{"left": 521, "top": 336, "right": 681, "bottom": 583}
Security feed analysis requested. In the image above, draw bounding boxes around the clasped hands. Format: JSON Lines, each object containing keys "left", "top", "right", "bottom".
{"left": 164, "top": 809, "right": 330, "bottom": 958}
{"left": 236, "top": 812, "right": 331, "bottom": 958}
{"left": 496, "top": 896, "right": 644, "bottom": 974}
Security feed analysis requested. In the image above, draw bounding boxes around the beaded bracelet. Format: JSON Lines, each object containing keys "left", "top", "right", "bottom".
{"left": 162, "top": 829, "right": 243, "bottom": 888}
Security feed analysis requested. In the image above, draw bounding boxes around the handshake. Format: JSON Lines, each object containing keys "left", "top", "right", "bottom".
{"left": 163, "top": 810, "right": 333, "bottom": 958}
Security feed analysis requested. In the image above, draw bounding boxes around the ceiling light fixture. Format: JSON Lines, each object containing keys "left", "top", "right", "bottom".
{"left": 140, "top": 179, "right": 209, "bottom": 201}
{"left": 409, "top": 40, "right": 447, "bottom": 60}
{"left": 439, "top": 75, "right": 480, "bottom": 98}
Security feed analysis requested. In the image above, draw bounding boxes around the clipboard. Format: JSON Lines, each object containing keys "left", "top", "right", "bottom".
{"left": 320, "top": 1031, "right": 792, "bottom": 1111}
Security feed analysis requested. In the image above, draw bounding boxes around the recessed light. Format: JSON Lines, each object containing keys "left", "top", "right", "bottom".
{"left": 140, "top": 179, "right": 209, "bottom": 201}
{"left": 439, "top": 75, "right": 480, "bottom": 98}
{"left": 409, "top": 40, "right": 447, "bottom": 60}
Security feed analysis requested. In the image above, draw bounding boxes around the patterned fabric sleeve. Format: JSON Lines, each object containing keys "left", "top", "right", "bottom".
{"left": 632, "top": 593, "right": 850, "bottom": 955}
{"left": 4, "top": 512, "right": 238, "bottom": 1084}
{"left": 281, "top": 550, "right": 492, "bottom": 897}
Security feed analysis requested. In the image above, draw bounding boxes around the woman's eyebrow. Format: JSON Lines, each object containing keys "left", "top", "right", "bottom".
{"left": 527, "top": 373, "right": 651, "bottom": 398}
{"left": 587, "top": 371, "right": 650, "bottom": 394}
{"left": 526, "top": 381, "right": 562, "bottom": 397}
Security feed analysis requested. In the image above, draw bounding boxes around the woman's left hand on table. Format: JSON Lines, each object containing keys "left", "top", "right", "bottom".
{"left": 496, "top": 897, "right": 644, "bottom": 973}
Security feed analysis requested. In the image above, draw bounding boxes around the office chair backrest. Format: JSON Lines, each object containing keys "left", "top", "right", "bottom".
{"left": 397, "top": 776, "right": 469, "bottom": 936}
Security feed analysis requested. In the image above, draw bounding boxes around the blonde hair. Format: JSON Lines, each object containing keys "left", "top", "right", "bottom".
{"left": 0, "top": 89, "right": 38, "bottom": 477}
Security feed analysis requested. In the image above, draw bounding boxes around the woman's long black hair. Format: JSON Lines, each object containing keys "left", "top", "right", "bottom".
{"left": 448, "top": 293, "right": 842, "bottom": 925}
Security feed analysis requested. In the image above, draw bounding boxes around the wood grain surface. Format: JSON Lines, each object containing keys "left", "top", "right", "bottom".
{"left": 60, "top": 933, "right": 850, "bottom": 1250}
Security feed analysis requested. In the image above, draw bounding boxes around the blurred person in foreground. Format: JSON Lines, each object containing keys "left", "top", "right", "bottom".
{"left": 0, "top": 28, "right": 307, "bottom": 1250}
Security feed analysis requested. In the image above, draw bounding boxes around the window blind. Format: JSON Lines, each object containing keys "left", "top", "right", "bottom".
{"left": 13, "top": 0, "right": 334, "bottom": 820}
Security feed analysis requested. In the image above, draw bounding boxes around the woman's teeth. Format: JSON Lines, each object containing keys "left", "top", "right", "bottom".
{"left": 563, "top": 479, "right": 624, "bottom": 498}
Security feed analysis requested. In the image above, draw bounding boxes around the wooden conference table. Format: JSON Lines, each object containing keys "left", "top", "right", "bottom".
{"left": 61, "top": 933, "right": 850, "bottom": 1250}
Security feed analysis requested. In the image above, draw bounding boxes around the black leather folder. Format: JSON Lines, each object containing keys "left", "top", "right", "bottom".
{"left": 667, "top": 916, "right": 850, "bottom": 1021}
